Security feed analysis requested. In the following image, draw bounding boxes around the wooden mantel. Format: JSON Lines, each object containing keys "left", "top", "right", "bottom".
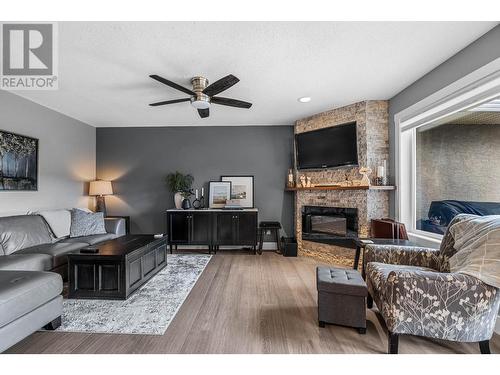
{"left": 285, "top": 185, "right": 396, "bottom": 192}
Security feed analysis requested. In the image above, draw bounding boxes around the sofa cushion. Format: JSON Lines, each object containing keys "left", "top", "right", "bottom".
{"left": 16, "top": 242, "right": 88, "bottom": 268}
{"left": 0, "top": 215, "right": 53, "bottom": 255}
{"left": 70, "top": 209, "right": 106, "bottom": 238}
{"left": 34, "top": 209, "right": 71, "bottom": 239}
{"left": 0, "top": 270, "right": 62, "bottom": 328}
{"left": 61, "top": 233, "right": 117, "bottom": 246}
{"left": 0, "top": 254, "right": 52, "bottom": 272}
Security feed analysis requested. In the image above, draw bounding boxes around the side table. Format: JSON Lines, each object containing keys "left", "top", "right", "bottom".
{"left": 352, "top": 238, "right": 416, "bottom": 273}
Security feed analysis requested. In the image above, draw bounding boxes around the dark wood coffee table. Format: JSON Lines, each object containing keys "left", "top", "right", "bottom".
{"left": 68, "top": 235, "right": 168, "bottom": 300}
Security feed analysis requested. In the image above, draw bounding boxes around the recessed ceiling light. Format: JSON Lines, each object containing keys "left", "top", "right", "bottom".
{"left": 298, "top": 97, "right": 311, "bottom": 103}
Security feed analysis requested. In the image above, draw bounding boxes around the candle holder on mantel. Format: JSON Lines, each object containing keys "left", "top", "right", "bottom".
{"left": 375, "top": 176, "right": 389, "bottom": 186}
{"left": 375, "top": 160, "right": 388, "bottom": 186}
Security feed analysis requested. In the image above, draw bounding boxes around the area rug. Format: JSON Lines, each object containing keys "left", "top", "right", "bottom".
{"left": 56, "top": 254, "right": 212, "bottom": 335}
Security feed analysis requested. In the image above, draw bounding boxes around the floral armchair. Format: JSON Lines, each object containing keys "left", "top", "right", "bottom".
{"left": 364, "top": 214, "right": 500, "bottom": 354}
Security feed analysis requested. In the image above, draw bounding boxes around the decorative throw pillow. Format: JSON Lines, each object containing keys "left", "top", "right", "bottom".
{"left": 75, "top": 207, "right": 93, "bottom": 213}
{"left": 70, "top": 208, "right": 106, "bottom": 238}
{"left": 35, "top": 209, "right": 72, "bottom": 239}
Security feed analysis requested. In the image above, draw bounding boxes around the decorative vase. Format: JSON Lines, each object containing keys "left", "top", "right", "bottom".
{"left": 174, "top": 192, "right": 183, "bottom": 209}
{"left": 182, "top": 198, "right": 192, "bottom": 210}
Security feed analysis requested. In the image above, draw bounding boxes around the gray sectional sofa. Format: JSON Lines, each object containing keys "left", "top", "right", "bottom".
{"left": 0, "top": 211, "right": 126, "bottom": 352}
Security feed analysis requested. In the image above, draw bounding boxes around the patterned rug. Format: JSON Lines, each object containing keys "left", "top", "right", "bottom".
{"left": 56, "top": 254, "right": 212, "bottom": 335}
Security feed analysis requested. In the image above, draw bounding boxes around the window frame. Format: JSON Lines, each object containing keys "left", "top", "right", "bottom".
{"left": 394, "top": 58, "right": 500, "bottom": 245}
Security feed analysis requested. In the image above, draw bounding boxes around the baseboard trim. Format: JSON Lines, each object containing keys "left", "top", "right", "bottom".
{"left": 173, "top": 242, "right": 278, "bottom": 251}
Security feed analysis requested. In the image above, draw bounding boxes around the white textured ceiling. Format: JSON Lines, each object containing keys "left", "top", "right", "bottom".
{"left": 13, "top": 22, "right": 497, "bottom": 127}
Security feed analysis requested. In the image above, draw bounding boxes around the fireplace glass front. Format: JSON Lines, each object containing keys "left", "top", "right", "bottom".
{"left": 302, "top": 206, "right": 358, "bottom": 247}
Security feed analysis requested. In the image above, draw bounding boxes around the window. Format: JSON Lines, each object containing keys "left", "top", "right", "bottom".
{"left": 395, "top": 61, "right": 500, "bottom": 243}
{"left": 415, "top": 110, "right": 500, "bottom": 235}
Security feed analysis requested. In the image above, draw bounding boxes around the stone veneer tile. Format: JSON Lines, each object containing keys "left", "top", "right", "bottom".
{"left": 294, "top": 100, "right": 390, "bottom": 266}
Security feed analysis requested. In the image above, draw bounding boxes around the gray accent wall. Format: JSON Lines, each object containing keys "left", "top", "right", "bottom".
{"left": 96, "top": 126, "right": 294, "bottom": 236}
{"left": 388, "top": 25, "right": 500, "bottom": 215}
{"left": 0, "top": 91, "right": 96, "bottom": 215}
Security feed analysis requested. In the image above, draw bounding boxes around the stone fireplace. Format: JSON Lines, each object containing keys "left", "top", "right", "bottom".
{"left": 294, "top": 100, "right": 391, "bottom": 267}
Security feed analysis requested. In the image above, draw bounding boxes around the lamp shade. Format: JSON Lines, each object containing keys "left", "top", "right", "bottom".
{"left": 89, "top": 180, "right": 113, "bottom": 196}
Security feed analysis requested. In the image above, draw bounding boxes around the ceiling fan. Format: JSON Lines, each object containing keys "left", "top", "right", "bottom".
{"left": 148, "top": 74, "right": 252, "bottom": 118}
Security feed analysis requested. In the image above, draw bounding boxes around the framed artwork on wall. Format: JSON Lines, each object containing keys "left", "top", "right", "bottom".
{"left": 0, "top": 130, "right": 38, "bottom": 191}
{"left": 209, "top": 181, "right": 232, "bottom": 208}
{"left": 221, "top": 175, "right": 254, "bottom": 208}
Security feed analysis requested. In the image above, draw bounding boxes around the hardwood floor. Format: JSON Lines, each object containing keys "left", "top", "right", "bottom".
{"left": 7, "top": 251, "right": 500, "bottom": 354}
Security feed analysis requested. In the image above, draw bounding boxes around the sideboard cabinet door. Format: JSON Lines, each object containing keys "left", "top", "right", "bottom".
{"left": 236, "top": 212, "right": 258, "bottom": 245}
{"left": 191, "top": 212, "right": 211, "bottom": 244}
{"left": 215, "top": 213, "right": 235, "bottom": 245}
{"left": 168, "top": 212, "right": 189, "bottom": 243}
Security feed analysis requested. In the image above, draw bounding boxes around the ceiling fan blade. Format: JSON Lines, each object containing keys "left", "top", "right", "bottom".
{"left": 203, "top": 74, "right": 240, "bottom": 96}
{"left": 211, "top": 96, "right": 252, "bottom": 109}
{"left": 198, "top": 108, "right": 210, "bottom": 118}
{"left": 149, "top": 98, "right": 191, "bottom": 106}
{"left": 149, "top": 75, "right": 195, "bottom": 95}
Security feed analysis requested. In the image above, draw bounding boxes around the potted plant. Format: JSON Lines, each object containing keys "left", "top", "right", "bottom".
{"left": 166, "top": 172, "right": 194, "bottom": 209}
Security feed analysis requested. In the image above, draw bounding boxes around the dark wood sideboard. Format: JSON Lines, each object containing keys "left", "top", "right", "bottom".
{"left": 166, "top": 209, "right": 258, "bottom": 254}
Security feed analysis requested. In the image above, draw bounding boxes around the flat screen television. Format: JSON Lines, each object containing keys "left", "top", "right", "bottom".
{"left": 295, "top": 122, "right": 358, "bottom": 170}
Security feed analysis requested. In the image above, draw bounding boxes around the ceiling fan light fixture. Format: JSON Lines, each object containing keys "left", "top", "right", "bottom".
{"left": 149, "top": 74, "right": 252, "bottom": 118}
{"left": 191, "top": 96, "right": 211, "bottom": 109}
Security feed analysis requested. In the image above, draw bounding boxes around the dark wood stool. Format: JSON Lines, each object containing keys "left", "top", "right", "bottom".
{"left": 258, "top": 221, "right": 281, "bottom": 255}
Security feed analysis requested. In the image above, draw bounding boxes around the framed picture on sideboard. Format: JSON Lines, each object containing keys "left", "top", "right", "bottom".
{"left": 209, "top": 181, "right": 232, "bottom": 208}
{"left": 221, "top": 175, "right": 254, "bottom": 208}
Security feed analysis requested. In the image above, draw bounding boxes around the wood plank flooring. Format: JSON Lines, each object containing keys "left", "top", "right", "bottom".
{"left": 7, "top": 251, "right": 500, "bottom": 354}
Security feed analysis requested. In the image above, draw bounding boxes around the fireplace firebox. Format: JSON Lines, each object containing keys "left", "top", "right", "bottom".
{"left": 302, "top": 206, "right": 358, "bottom": 248}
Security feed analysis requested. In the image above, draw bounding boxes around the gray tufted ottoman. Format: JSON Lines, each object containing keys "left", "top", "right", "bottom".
{"left": 316, "top": 266, "right": 367, "bottom": 334}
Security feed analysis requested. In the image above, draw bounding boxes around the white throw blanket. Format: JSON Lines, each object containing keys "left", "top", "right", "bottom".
{"left": 449, "top": 214, "right": 500, "bottom": 288}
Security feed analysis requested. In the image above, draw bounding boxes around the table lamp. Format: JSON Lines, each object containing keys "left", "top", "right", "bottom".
{"left": 89, "top": 180, "right": 113, "bottom": 217}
